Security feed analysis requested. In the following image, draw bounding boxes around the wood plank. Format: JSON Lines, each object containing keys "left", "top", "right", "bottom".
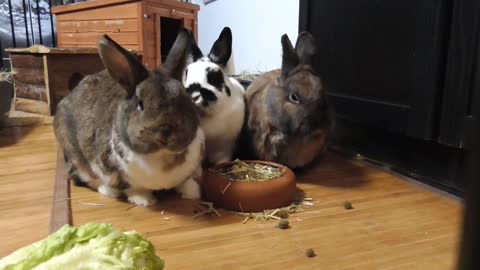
{"left": 142, "top": 4, "right": 156, "bottom": 69}
{"left": 47, "top": 55, "right": 105, "bottom": 81}
{"left": 193, "top": 10, "right": 198, "bottom": 42}
{"left": 57, "top": 19, "right": 138, "bottom": 33}
{"left": 14, "top": 82, "right": 48, "bottom": 102}
{"left": 6, "top": 43, "right": 133, "bottom": 56}
{"left": 12, "top": 68, "right": 46, "bottom": 85}
{"left": 155, "top": 14, "right": 162, "bottom": 67}
{"left": 58, "top": 43, "right": 140, "bottom": 52}
{"left": 9, "top": 54, "right": 44, "bottom": 69}
{"left": 51, "top": 0, "right": 198, "bottom": 16}
{"left": 55, "top": 2, "right": 139, "bottom": 21}
{"left": 147, "top": 5, "right": 194, "bottom": 20}
{"left": 52, "top": 0, "right": 138, "bottom": 14}
{"left": 184, "top": 18, "right": 193, "bottom": 32}
{"left": 42, "top": 57, "right": 52, "bottom": 115}
{"left": 5, "top": 45, "right": 52, "bottom": 54}
{"left": 137, "top": 1, "right": 145, "bottom": 56}
{"left": 0, "top": 125, "right": 56, "bottom": 257}
{"left": 57, "top": 32, "right": 139, "bottom": 45}
{"left": 7, "top": 45, "right": 98, "bottom": 55}
{"left": 143, "top": 57, "right": 156, "bottom": 69}
{"left": 49, "top": 148, "right": 72, "bottom": 233}
{"left": 14, "top": 98, "right": 50, "bottom": 115}
{"left": 145, "top": 0, "right": 199, "bottom": 11}
{"left": 0, "top": 111, "right": 53, "bottom": 127}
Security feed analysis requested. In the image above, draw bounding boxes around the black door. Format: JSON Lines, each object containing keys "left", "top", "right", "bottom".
{"left": 438, "top": 0, "right": 480, "bottom": 148}
{"left": 299, "top": 0, "right": 451, "bottom": 140}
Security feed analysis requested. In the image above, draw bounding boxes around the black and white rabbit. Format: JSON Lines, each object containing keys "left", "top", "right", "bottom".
{"left": 183, "top": 27, "right": 245, "bottom": 164}
{"left": 54, "top": 29, "right": 205, "bottom": 207}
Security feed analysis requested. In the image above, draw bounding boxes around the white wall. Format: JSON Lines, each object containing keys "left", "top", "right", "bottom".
{"left": 194, "top": 0, "right": 299, "bottom": 74}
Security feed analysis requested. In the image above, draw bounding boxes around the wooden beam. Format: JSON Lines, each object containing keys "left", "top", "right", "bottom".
{"left": 52, "top": 0, "right": 139, "bottom": 15}
{"left": 49, "top": 148, "right": 72, "bottom": 233}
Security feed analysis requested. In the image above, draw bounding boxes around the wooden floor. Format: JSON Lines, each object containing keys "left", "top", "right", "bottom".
{"left": 0, "top": 124, "right": 464, "bottom": 270}
{"left": 0, "top": 124, "right": 57, "bottom": 254}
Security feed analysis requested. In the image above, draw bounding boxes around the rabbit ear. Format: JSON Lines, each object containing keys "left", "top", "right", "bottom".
{"left": 281, "top": 34, "right": 299, "bottom": 77}
{"left": 163, "top": 28, "right": 193, "bottom": 80}
{"left": 189, "top": 31, "right": 204, "bottom": 62}
{"left": 295, "top": 31, "right": 316, "bottom": 66}
{"left": 208, "top": 27, "right": 232, "bottom": 67}
{"left": 99, "top": 34, "right": 148, "bottom": 97}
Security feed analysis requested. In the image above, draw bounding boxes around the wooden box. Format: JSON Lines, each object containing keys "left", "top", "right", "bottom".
{"left": 6, "top": 45, "right": 105, "bottom": 116}
{"left": 52, "top": 0, "right": 200, "bottom": 70}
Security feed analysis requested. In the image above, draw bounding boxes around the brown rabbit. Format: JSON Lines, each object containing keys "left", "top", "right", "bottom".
{"left": 54, "top": 29, "right": 205, "bottom": 207}
{"left": 244, "top": 32, "right": 333, "bottom": 169}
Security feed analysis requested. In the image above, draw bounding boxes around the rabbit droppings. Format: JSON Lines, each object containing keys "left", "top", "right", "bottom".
{"left": 54, "top": 29, "right": 205, "bottom": 207}
{"left": 183, "top": 27, "right": 245, "bottom": 165}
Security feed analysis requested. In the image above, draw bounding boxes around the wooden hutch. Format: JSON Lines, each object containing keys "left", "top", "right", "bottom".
{"left": 51, "top": 0, "right": 200, "bottom": 69}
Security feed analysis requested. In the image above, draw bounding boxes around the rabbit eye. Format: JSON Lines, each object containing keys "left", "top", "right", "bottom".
{"left": 289, "top": 93, "right": 300, "bottom": 104}
{"left": 137, "top": 100, "right": 144, "bottom": 111}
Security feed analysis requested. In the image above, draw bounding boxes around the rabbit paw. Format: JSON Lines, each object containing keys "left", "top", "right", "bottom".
{"left": 126, "top": 189, "right": 157, "bottom": 207}
{"left": 269, "top": 132, "right": 286, "bottom": 158}
{"left": 98, "top": 184, "right": 121, "bottom": 198}
{"left": 270, "top": 132, "right": 286, "bottom": 145}
{"left": 176, "top": 178, "right": 201, "bottom": 200}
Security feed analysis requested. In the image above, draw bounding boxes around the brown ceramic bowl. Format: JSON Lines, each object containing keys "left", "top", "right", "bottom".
{"left": 203, "top": 160, "right": 296, "bottom": 212}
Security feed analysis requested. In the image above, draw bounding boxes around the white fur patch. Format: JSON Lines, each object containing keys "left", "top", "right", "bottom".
{"left": 111, "top": 128, "right": 205, "bottom": 191}
{"left": 98, "top": 184, "right": 121, "bottom": 198}
{"left": 175, "top": 177, "right": 201, "bottom": 199}
{"left": 125, "top": 189, "right": 157, "bottom": 207}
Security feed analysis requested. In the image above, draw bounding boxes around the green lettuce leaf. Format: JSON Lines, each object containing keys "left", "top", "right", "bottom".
{"left": 0, "top": 224, "right": 164, "bottom": 270}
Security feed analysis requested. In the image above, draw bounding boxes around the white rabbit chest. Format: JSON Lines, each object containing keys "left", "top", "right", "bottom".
{"left": 111, "top": 128, "right": 204, "bottom": 190}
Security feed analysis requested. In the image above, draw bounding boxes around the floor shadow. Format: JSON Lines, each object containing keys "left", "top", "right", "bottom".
{"left": 149, "top": 190, "right": 202, "bottom": 216}
{"left": 293, "top": 151, "right": 370, "bottom": 188}
{"left": 0, "top": 124, "right": 37, "bottom": 147}
{"left": 294, "top": 187, "right": 307, "bottom": 203}
{"left": 150, "top": 190, "right": 251, "bottom": 225}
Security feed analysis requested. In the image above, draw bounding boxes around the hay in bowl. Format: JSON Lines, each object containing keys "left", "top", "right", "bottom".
{"left": 213, "top": 159, "right": 287, "bottom": 182}
{"left": 203, "top": 160, "right": 297, "bottom": 213}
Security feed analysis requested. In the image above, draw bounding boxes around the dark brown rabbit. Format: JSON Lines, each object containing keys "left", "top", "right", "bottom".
{"left": 244, "top": 32, "right": 333, "bottom": 169}
{"left": 54, "top": 29, "right": 205, "bottom": 207}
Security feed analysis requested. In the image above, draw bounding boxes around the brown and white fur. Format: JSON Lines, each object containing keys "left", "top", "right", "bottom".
{"left": 54, "top": 29, "right": 204, "bottom": 207}
{"left": 243, "top": 32, "right": 333, "bottom": 169}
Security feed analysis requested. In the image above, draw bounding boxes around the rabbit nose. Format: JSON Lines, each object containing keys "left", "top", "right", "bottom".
{"left": 158, "top": 125, "right": 173, "bottom": 139}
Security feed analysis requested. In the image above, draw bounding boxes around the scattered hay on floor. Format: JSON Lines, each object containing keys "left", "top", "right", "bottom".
{"left": 79, "top": 201, "right": 104, "bottom": 206}
{"left": 235, "top": 203, "right": 300, "bottom": 224}
{"left": 234, "top": 194, "right": 315, "bottom": 224}
{"left": 190, "top": 194, "right": 317, "bottom": 223}
{"left": 192, "top": 201, "right": 222, "bottom": 219}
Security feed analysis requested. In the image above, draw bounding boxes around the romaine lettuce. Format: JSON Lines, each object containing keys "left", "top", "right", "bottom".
{"left": 0, "top": 223, "right": 164, "bottom": 270}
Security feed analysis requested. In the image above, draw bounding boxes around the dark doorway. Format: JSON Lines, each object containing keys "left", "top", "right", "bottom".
{"left": 160, "top": 17, "right": 183, "bottom": 62}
